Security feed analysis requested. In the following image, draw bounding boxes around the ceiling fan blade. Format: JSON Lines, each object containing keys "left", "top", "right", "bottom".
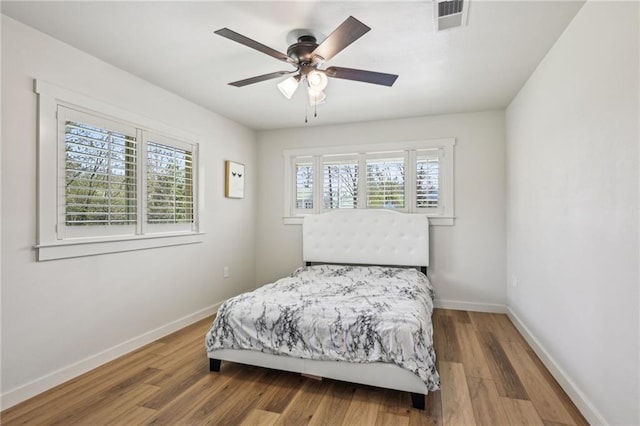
{"left": 228, "top": 71, "right": 296, "bottom": 87}
{"left": 325, "top": 66, "right": 398, "bottom": 87}
{"left": 215, "top": 28, "right": 292, "bottom": 64}
{"left": 311, "top": 16, "right": 370, "bottom": 64}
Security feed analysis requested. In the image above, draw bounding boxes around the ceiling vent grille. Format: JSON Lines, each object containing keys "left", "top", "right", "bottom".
{"left": 434, "top": 0, "right": 469, "bottom": 31}
{"left": 439, "top": 0, "right": 463, "bottom": 17}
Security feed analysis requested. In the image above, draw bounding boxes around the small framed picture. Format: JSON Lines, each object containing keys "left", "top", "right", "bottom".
{"left": 225, "top": 160, "right": 245, "bottom": 198}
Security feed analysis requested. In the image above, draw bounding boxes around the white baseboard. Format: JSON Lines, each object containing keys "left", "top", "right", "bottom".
{"left": 0, "top": 302, "right": 221, "bottom": 411}
{"left": 434, "top": 298, "right": 507, "bottom": 313}
{"left": 507, "top": 308, "right": 607, "bottom": 425}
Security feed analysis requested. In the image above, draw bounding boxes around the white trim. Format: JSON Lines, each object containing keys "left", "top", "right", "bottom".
{"left": 434, "top": 299, "right": 507, "bottom": 313}
{"left": 282, "top": 139, "right": 454, "bottom": 157}
{"left": 0, "top": 301, "right": 222, "bottom": 411}
{"left": 426, "top": 217, "right": 454, "bottom": 226}
{"left": 507, "top": 308, "right": 606, "bottom": 426}
{"left": 36, "top": 232, "right": 205, "bottom": 261}
{"left": 35, "top": 80, "right": 198, "bottom": 142}
{"left": 283, "top": 216, "right": 305, "bottom": 225}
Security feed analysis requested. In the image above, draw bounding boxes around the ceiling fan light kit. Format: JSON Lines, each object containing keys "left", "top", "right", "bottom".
{"left": 306, "top": 69, "right": 328, "bottom": 92}
{"left": 277, "top": 75, "right": 301, "bottom": 99}
{"left": 308, "top": 88, "right": 326, "bottom": 106}
{"left": 215, "top": 16, "right": 398, "bottom": 121}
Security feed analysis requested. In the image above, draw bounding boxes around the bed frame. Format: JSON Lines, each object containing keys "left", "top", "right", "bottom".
{"left": 208, "top": 210, "right": 431, "bottom": 409}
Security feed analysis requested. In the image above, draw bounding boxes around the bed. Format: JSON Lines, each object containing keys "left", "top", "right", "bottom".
{"left": 205, "top": 210, "right": 440, "bottom": 409}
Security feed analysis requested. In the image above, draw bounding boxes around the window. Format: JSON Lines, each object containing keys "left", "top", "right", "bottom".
{"left": 59, "top": 107, "right": 139, "bottom": 239}
{"left": 283, "top": 139, "right": 455, "bottom": 225}
{"left": 416, "top": 149, "right": 442, "bottom": 213}
{"left": 323, "top": 156, "right": 358, "bottom": 210}
{"left": 145, "top": 135, "right": 194, "bottom": 233}
{"left": 36, "top": 80, "right": 201, "bottom": 260}
{"left": 365, "top": 153, "right": 405, "bottom": 209}
{"left": 294, "top": 158, "right": 314, "bottom": 213}
{"left": 64, "top": 118, "right": 137, "bottom": 227}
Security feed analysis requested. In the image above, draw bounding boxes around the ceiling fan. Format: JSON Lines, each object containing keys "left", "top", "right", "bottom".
{"left": 214, "top": 16, "right": 399, "bottom": 107}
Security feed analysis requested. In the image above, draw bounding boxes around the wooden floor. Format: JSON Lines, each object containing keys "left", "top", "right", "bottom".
{"left": 1, "top": 309, "right": 588, "bottom": 425}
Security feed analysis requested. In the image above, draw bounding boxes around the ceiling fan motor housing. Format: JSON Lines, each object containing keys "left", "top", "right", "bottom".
{"left": 287, "top": 35, "right": 321, "bottom": 66}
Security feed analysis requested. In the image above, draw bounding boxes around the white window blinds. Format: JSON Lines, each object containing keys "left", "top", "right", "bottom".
{"left": 63, "top": 110, "right": 137, "bottom": 227}
{"left": 323, "top": 158, "right": 358, "bottom": 209}
{"left": 416, "top": 150, "right": 441, "bottom": 210}
{"left": 283, "top": 139, "right": 454, "bottom": 224}
{"left": 295, "top": 159, "right": 314, "bottom": 211}
{"left": 366, "top": 155, "right": 405, "bottom": 209}
{"left": 146, "top": 140, "right": 194, "bottom": 224}
{"left": 57, "top": 105, "right": 199, "bottom": 240}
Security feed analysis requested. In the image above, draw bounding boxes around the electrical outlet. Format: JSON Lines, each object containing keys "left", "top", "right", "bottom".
{"left": 223, "top": 266, "right": 229, "bottom": 278}
{"left": 511, "top": 275, "right": 518, "bottom": 288}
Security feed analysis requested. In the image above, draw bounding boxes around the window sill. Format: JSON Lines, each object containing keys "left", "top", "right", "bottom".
{"left": 283, "top": 215, "right": 455, "bottom": 226}
{"left": 36, "top": 232, "right": 205, "bottom": 261}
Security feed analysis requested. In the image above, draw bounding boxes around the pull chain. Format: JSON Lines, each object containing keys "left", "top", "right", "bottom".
{"left": 304, "top": 92, "right": 321, "bottom": 123}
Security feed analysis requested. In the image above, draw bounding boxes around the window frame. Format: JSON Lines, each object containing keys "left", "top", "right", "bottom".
{"left": 364, "top": 151, "right": 408, "bottom": 211}
{"left": 282, "top": 139, "right": 455, "bottom": 226}
{"left": 58, "top": 106, "right": 141, "bottom": 239}
{"left": 321, "top": 154, "right": 360, "bottom": 211}
{"left": 291, "top": 155, "right": 316, "bottom": 216}
{"left": 414, "top": 148, "right": 446, "bottom": 215}
{"left": 143, "top": 132, "right": 197, "bottom": 235}
{"left": 35, "top": 80, "right": 203, "bottom": 261}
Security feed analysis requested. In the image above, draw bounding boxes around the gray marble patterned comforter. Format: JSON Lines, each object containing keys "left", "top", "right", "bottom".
{"left": 205, "top": 264, "right": 440, "bottom": 391}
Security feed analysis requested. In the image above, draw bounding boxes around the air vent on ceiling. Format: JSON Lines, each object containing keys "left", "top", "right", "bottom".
{"left": 434, "top": 0, "right": 469, "bottom": 31}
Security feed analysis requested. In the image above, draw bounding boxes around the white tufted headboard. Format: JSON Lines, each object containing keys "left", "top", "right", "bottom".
{"left": 303, "top": 210, "right": 429, "bottom": 267}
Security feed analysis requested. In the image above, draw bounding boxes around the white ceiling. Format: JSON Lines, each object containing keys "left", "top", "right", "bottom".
{"left": 2, "top": 1, "right": 584, "bottom": 130}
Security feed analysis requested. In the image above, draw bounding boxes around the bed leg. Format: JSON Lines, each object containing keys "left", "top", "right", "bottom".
{"left": 411, "top": 393, "right": 425, "bottom": 410}
{"left": 209, "top": 358, "right": 221, "bottom": 372}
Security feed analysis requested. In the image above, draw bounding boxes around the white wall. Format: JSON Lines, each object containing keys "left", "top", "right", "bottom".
{"left": 1, "top": 16, "right": 257, "bottom": 407}
{"left": 506, "top": 2, "right": 639, "bottom": 424}
{"left": 256, "top": 111, "right": 506, "bottom": 310}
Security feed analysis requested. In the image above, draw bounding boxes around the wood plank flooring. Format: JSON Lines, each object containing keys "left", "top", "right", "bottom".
{"left": 1, "top": 309, "right": 588, "bottom": 425}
